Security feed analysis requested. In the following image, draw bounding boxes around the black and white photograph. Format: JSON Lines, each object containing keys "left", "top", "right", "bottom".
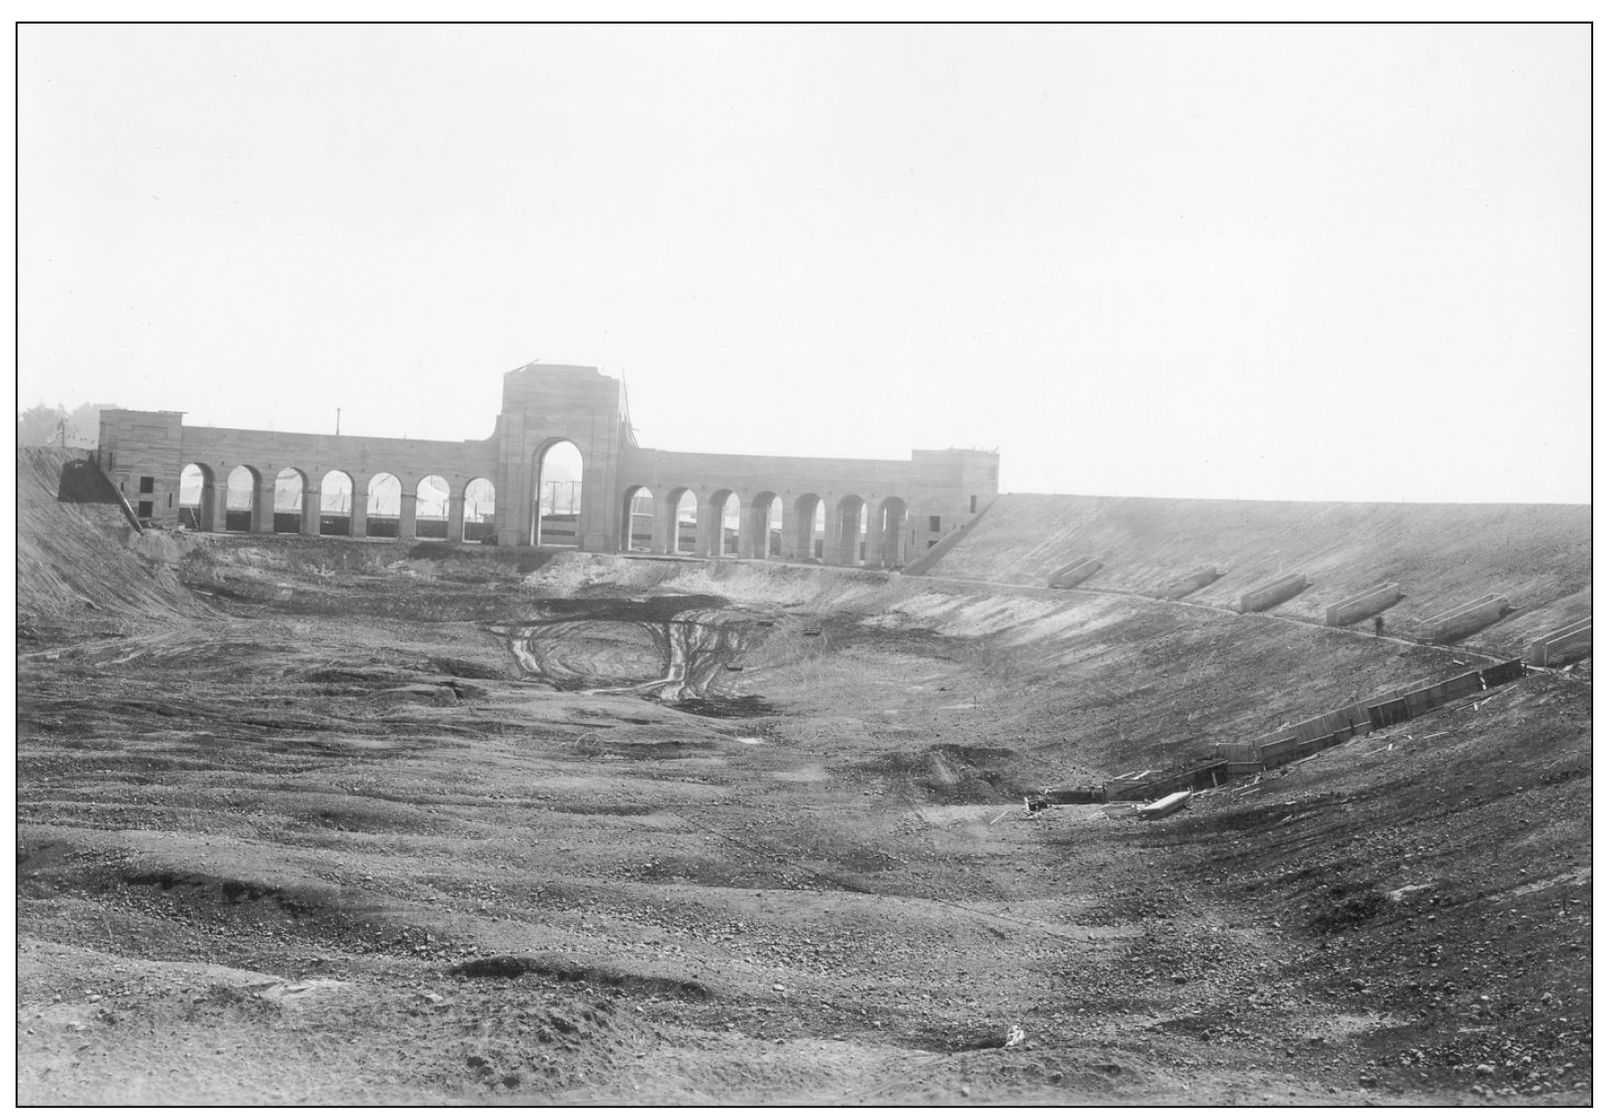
{"left": 15, "top": 18, "right": 1591, "bottom": 1106}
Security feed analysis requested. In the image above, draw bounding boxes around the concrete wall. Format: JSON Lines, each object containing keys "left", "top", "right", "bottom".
{"left": 99, "top": 407, "right": 499, "bottom": 540}
{"left": 1160, "top": 565, "right": 1221, "bottom": 600}
{"left": 96, "top": 410, "right": 185, "bottom": 526}
{"left": 1323, "top": 582, "right": 1403, "bottom": 627}
{"left": 1526, "top": 618, "right": 1591, "bottom": 667}
{"left": 1413, "top": 593, "right": 1510, "bottom": 643}
{"left": 1238, "top": 573, "right": 1310, "bottom": 614}
{"left": 97, "top": 362, "right": 999, "bottom": 567}
{"left": 1247, "top": 658, "right": 1526, "bottom": 772}
{"left": 1105, "top": 760, "right": 1229, "bottom": 802}
{"left": 1048, "top": 556, "right": 1102, "bottom": 589}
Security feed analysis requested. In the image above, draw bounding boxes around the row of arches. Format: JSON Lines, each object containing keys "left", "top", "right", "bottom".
{"left": 178, "top": 464, "right": 498, "bottom": 542}
{"left": 167, "top": 441, "right": 912, "bottom": 567}
{"left": 618, "top": 486, "right": 909, "bottom": 567}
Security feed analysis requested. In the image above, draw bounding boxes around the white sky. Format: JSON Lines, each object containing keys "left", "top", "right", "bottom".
{"left": 17, "top": 23, "right": 1590, "bottom": 503}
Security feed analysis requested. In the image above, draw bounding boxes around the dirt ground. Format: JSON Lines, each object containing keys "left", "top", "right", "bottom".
{"left": 15, "top": 458, "right": 1592, "bottom": 1105}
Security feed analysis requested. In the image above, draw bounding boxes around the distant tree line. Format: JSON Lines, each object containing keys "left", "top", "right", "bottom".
{"left": 17, "top": 402, "right": 116, "bottom": 449}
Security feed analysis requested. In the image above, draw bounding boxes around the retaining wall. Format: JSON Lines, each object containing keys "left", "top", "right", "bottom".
{"left": 1324, "top": 582, "right": 1402, "bottom": 626}
{"left": 1048, "top": 556, "right": 1102, "bottom": 589}
{"left": 1105, "top": 759, "right": 1230, "bottom": 802}
{"left": 1160, "top": 565, "right": 1222, "bottom": 600}
{"left": 1259, "top": 733, "right": 1344, "bottom": 767}
{"left": 1238, "top": 573, "right": 1309, "bottom": 613}
{"left": 1413, "top": 593, "right": 1510, "bottom": 643}
{"left": 1255, "top": 657, "right": 1526, "bottom": 766}
{"left": 1526, "top": 618, "right": 1592, "bottom": 667}
{"left": 1256, "top": 703, "right": 1372, "bottom": 749}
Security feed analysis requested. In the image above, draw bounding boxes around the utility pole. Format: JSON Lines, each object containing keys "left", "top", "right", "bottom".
{"left": 336, "top": 408, "right": 341, "bottom": 436}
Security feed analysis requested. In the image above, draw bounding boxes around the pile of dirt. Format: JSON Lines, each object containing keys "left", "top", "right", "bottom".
{"left": 16, "top": 449, "right": 213, "bottom": 635}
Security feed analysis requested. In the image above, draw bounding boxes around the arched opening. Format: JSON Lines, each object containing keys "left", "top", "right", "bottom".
{"left": 367, "top": 473, "right": 402, "bottom": 538}
{"left": 178, "top": 463, "right": 216, "bottom": 531}
{"left": 703, "top": 489, "right": 740, "bottom": 557}
{"left": 662, "top": 488, "right": 698, "bottom": 554}
{"left": 414, "top": 475, "right": 450, "bottom": 539}
{"left": 224, "top": 465, "right": 260, "bottom": 532}
{"left": 272, "top": 468, "right": 307, "bottom": 534}
{"left": 793, "top": 494, "right": 826, "bottom": 563}
{"left": 833, "top": 495, "right": 867, "bottom": 566}
{"left": 531, "top": 440, "right": 583, "bottom": 547}
{"left": 463, "top": 478, "right": 496, "bottom": 543}
{"left": 872, "top": 496, "right": 909, "bottom": 568}
{"left": 620, "top": 485, "right": 653, "bottom": 551}
{"left": 745, "top": 491, "right": 783, "bottom": 559}
{"left": 319, "top": 470, "right": 354, "bottom": 536}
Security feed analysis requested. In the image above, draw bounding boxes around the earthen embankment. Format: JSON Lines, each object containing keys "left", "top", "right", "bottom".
{"left": 914, "top": 492, "right": 1588, "bottom": 655}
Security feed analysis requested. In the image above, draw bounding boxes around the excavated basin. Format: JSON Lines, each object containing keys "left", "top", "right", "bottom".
{"left": 497, "top": 594, "right": 770, "bottom": 710}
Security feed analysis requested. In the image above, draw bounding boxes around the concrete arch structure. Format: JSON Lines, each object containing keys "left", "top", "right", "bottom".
{"left": 272, "top": 467, "right": 313, "bottom": 535}
{"left": 744, "top": 491, "right": 782, "bottom": 559}
{"left": 831, "top": 494, "right": 867, "bottom": 567}
{"left": 662, "top": 488, "right": 698, "bottom": 555}
{"left": 366, "top": 473, "right": 403, "bottom": 539}
{"left": 871, "top": 496, "right": 909, "bottom": 568}
{"left": 224, "top": 465, "right": 264, "bottom": 533}
{"left": 790, "top": 494, "right": 826, "bottom": 562}
{"left": 414, "top": 475, "right": 451, "bottom": 539}
{"left": 702, "top": 489, "right": 738, "bottom": 557}
{"left": 530, "top": 439, "right": 583, "bottom": 548}
{"left": 179, "top": 462, "right": 219, "bottom": 532}
{"left": 98, "top": 363, "right": 998, "bottom": 566}
{"left": 619, "top": 485, "right": 653, "bottom": 552}
{"left": 462, "top": 477, "right": 496, "bottom": 543}
{"left": 320, "top": 469, "right": 355, "bottom": 536}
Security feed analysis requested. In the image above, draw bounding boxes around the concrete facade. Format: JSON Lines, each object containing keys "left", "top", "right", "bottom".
{"left": 96, "top": 362, "right": 999, "bottom": 568}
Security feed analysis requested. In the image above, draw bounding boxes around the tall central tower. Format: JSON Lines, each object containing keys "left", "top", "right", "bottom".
{"left": 493, "top": 363, "right": 628, "bottom": 551}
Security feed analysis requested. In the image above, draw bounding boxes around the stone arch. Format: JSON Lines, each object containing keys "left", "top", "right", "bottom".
{"left": 319, "top": 470, "right": 355, "bottom": 536}
{"left": 703, "top": 488, "right": 739, "bottom": 557}
{"left": 414, "top": 474, "right": 451, "bottom": 539}
{"left": 663, "top": 487, "right": 698, "bottom": 555}
{"left": 178, "top": 462, "right": 218, "bottom": 531}
{"left": 272, "top": 467, "right": 310, "bottom": 534}
{"left": 744, "top": 491, "right": 783, "bottom": 559}
{"left": 367, "top": 472, "right": 402, "bottom": 538}
{"left": 832, "top": 494, "right": 867, "bottom": 566}
{"left": 871, "top": 496, "right": 909, "bottom": 568}
{"left": 224, "top": 465, "right": 262, "bottom": 533}
{"left": 531, "top": 439, "right": 583, "bottom": 547}
{"left": 462, "top": 477, "right": 496, "bottom": 543}
{"left": 620, "top": 485, "right": 654, "bottom": 552}
{"left": 792, "top": 493, "right": 826, "bottom": 563}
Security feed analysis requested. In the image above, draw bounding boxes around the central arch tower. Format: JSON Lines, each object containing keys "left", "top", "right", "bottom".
{"left": 493, "top": 364, "right": 629, "bottom": 552}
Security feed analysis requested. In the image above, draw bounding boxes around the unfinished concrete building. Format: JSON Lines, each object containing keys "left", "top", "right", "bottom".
{"left": 95, "top": 363, "right": 999, "bottom": 568}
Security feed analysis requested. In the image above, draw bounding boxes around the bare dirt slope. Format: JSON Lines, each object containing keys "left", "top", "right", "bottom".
{"left": 928, "top": 493, "right": 1590, "bottom": 656}
{"left": 18, "top": 448, "right": 212, "bottom": 637}
{"left": 15, "top": 463, "right": 1591, "bottom": 1105}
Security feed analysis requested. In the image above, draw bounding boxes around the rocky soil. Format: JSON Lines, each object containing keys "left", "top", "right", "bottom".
{"left": 15, "top": 452, "right": 1592, "bottom": 1105}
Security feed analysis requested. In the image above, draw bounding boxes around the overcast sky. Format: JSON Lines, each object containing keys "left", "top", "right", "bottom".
{"left": 18, "top": 24, "right": 1589, "bottom": 503}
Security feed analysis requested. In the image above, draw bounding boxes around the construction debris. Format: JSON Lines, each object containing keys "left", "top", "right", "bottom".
{"left": 1136, "top": 790, "right": 1192, "bottom": 820}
